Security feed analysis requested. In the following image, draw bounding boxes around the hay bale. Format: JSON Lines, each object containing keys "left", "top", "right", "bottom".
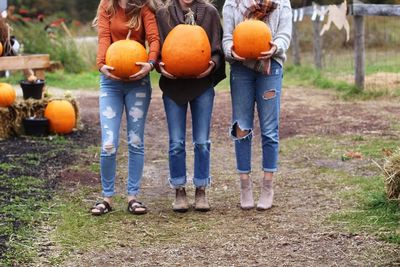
{"left": 0, "top": 97, "right": 80, "bottom": 140}
{"left": 0, "top": 107, "right": 13, "bottom": 139}
{"left": 383, "top": 148, "right": 400, "bottom": 203}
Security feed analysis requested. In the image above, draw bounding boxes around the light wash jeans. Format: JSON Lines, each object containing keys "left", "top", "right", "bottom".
{"left": 230, "top": 60, "right": 283, "bottom": 173}
{"left": 163, "top": 87, "right": 215, "bottom": 188}
{"left": 99, "top": 75, "right": 151, "bottom": 197}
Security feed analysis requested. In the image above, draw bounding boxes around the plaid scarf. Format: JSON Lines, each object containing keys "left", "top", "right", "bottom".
{"left": 238, "top": 0, "right": 278, "bottom": 20}
{"left": 237, "top": 0, "right": 278, "bottom": 74}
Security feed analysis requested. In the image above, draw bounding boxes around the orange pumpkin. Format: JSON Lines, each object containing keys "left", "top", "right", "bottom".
{"left": 105, "top": 40, "right": 148, "bottom": 79}
{"left": 162, "top": 24, "right": 211, "bottom": 78}
{"left": 44, "top": 100, "right": 76, "bottom": 134}
{"left": 233, "top": 20, "right": 272, "bottom": 59}
{"left": 0, "top": 42, "right": 3, "bottom": 56}
{"left": 0, "top": 83, "right": 16, "bottom": 107}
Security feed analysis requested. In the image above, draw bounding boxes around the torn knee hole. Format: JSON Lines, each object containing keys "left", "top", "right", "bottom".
{"left": 263, "top": 90, "right": 276, "bottom": 100}
{"left": 235, "top": 124, "right": 250, "bottom": 138}
{"left": 103, "top": 144, "right": 115, "bottom": 153}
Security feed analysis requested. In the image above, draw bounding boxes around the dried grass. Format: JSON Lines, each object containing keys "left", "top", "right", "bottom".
{"left": 383, "top": 148, "right": 400, "bottom": 203}
{"left": 0, "top": 97, "right": 80, "bottom": 139}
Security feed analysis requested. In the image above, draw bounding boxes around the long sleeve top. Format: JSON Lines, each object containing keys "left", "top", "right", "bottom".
{"left": 156, "top": 0, "right": 226, "bottom": 105}
{"left": 96, "top": 0, "right": 160, "bottom": 69}
{"left": 222, "top": 0, "right": 292, "bottom": 67}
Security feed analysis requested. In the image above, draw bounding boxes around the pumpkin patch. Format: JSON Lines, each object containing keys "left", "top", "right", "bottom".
{"left": 0, "top": 83, "right": 16, "bottom": 107}
{"left": 233, "top": 20, "right": 272, "bottom": 59}
{"left": 162, "top": 24, "right": 211, "bottom": 78}
{"left": 105, "top": 40, "right": 148, "bottom": 79}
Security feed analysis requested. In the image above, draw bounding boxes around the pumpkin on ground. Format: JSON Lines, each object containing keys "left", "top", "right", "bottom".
{"left": 0, "top": 83, "right": 16, "bottom": 107}
{"left": 105, "top": 40, "right": 148, "bottom": 79}
{"left": 162, "top": 24, "right": 211, "bottom": 78}
{"left": 44, "top": 100, "right": 76, "bottom": 134}
{"left": 233, "top": 20, "right": 272, "bottom": 59}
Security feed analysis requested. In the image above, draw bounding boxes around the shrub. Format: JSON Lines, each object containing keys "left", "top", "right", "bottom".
{"left": 11, "top": 22, "right": 88, "bottom": 73}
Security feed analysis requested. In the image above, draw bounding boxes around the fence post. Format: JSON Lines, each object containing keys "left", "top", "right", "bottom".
{"left": 292, "top": 22, "right": 301, "bottom": 66}
{"left": 312, "top": 20, "right": 323, "bottom": 69}
{"left": 354, "top": 15, "right": 365, "bottom": 89}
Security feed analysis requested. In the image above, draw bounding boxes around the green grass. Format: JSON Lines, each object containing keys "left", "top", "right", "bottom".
{"left": 331, "top": 176, "right": 400, "bottom": 244}
{"left": 0, "top": 175, "right": 50, "bottom": 265}
{"left": 283, "top": 64, "right": 399, "bottom": 99}
{"left": 48, "top": 190, "right": 218, "bottom": 264}
{"left": 282, "top": 134, "right": 400, "bottom": 244}
{"left": 0, "top": 136, "right": 79, "bottom": 266}
{"left": 0, "top": 71, "right": 100, "bottom": 90}
{"left": 1, "top": 69, "right": 163, "bottom": 90}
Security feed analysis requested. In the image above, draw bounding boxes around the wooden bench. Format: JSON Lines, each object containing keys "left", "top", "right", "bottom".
{"left": 0, "top": 54, "right": 50, "bottom": 79}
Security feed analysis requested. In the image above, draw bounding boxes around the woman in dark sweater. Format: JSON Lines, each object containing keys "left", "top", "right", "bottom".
{"left": 156, "top": 0, "right": 225, "bottom": 212}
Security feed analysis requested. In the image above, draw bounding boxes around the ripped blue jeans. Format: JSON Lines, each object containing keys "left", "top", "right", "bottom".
{"left": 163, "top": 87, "right": 215, "bottom": 188}
{"left": 230, "top": 60, "right": 283, "bottom": 173}
{"left": 99, "top": 75, "right": 152, "bottom": 197}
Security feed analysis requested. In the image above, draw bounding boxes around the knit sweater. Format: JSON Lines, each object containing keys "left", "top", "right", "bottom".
{"left": 156, "top": 0, "right": 226, "bottom": 105}
{"left": 222, "top": 0, "right": 292, "bottom": 67}
{"left": 96, "top": 0, "right": 160, "bottom": 69}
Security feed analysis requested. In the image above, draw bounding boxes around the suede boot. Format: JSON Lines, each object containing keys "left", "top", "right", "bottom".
{"left": 257, "top": 179, "right": 274, "bottom": 210}
{"left": 240, "top": 178, "right": 254, "bottom": 210}
{"left": 194, "top": 187, "right": 210, "bottom": 212}
{"left": 173, "top": 187, "right": 189, "bottom": 212}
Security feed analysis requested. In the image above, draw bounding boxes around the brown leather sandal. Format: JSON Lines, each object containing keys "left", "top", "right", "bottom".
{"left": 127, "top": 199, "right": 147, "bottom": 215}
{"left": 91, "top": 201, "right": 112, "bottom": 216}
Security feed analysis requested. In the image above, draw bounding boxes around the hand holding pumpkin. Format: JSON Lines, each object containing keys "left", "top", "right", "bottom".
{"left": 159, "top": 62, "right": 177, "bottom": 80}
{"left": 231, "top": 48, "right": 245, "bottom": 62}
{"left": 128, "top": 62, "right": 152, "bottom": 81}
{"left": 258, "top": 41, "right": 278, "bottom": 60}
{"left": 196, "top": 61, "right": 215, "bottom": 79}
{"left": 100, "top": 65, "right": 121, "bottom": 81}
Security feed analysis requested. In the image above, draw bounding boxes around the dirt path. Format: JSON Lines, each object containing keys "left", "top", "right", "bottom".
{"left": 54, "top": 86, "right": 400, "bottom": 266}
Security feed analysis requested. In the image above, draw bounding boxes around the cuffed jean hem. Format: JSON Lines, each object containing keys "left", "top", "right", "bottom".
{"left": 102, "top": 192, "right": 116, "bottom": 198}
{"left": 169, "top": 176, "right": 187, "bottom": 189}
{"left": 237, "top": 169, "right": 251, "bottom": 174}
{"left": 193, "top": 176, "right": 212, "bottom": 188}
{"left": 263, "top": 168, "right": 277, "bottom": 173}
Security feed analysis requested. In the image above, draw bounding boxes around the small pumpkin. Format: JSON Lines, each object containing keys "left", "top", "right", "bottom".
{"left": 233, "top": 20, "right": 272, "bottom": 59}
{"left": 0, "top": 42, "right": 3, "bottom": 56}
{"left": 0, "top": 83, "right": 16, "bottom": 107}
{"left": 105, "top": 40, "right": 148, "bottom": 79}
{"left": 162, "top": 24, "right": 211, "bottom": 78}
{"left": 44, "top": 100, "right": 76, "bottom": 134}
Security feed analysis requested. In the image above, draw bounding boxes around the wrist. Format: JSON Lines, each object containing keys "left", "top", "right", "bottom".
{"left": 148, "top": 60, "right": 156, "bottom": 71}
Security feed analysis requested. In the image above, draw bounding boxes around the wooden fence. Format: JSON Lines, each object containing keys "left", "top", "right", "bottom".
{"left": 292, "top": 3, "right": 400, "bottom": 89}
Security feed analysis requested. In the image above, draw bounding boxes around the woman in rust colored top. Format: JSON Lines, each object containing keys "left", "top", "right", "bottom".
{"left": 91, "top": 0, "right": 160, "bottom": 216}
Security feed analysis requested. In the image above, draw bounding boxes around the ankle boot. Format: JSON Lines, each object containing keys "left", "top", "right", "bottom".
{"left": 194, "top": 187, "right": 210, "bottom": 212}
{"left": 257, "top": 179, "right": 274, "bottom": 210}
{"left": 240, "top": 178, "right": 254, "bottom": 210}
{"left": 173, "top": 187, "right": 189, "bottom": 212}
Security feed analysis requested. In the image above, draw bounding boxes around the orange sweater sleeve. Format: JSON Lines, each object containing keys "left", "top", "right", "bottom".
{"left": 141, "top": 6, "right": 160, "bottom": 62}
{"left": 96, "top": 2, "right": 111, "bottom": 69}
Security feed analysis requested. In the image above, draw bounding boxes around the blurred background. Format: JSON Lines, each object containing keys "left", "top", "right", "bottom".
{"left": 0, "top": 0, "right": 399, "bottom": 96}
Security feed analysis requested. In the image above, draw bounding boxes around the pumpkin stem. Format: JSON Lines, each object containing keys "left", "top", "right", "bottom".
{"left": 126, "top": 29, "right": 132, "bottom": 40}
{"left": 184, "top": 8, "right": 196, "bottom": 25}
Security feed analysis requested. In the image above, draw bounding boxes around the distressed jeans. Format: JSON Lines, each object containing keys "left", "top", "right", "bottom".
{"left": 230, "top": 60, "right": 283, "bottom": 173}
{"left": 163, "top": 87, "right": 215, "bottom": 188}
{"left": 99, "top": 75, "right": 152, "bottom": 197}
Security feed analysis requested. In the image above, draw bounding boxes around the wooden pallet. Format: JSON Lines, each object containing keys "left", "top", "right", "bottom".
{"left": 0, "top": 54, "right": 50, "bottom": 79}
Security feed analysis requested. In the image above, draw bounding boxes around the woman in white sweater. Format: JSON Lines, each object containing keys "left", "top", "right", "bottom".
{"left": 222, "top": 0, "right": 292, "bottom": 210}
